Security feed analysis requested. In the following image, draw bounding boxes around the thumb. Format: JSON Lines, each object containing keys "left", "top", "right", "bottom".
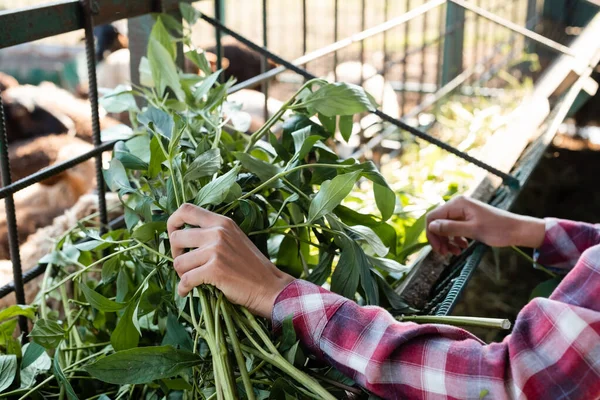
{"left": 428, "top": 219, "right": 473, "bottom": 238}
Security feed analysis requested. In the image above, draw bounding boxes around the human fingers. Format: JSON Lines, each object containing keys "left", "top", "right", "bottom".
{"left": 167, "top": 203, "right": 224, "bottom": 239}
{"left": 173, "top": 244, "right": 216, "bottom": 277}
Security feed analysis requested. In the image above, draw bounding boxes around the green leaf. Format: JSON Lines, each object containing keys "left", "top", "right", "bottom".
{"left": 101, "top": 124, "right": 134, "bottom": 142}
{"left": 99, "top": 85, "right": 138, "bottom": 113}
{"left": 81, "top": 283, "right": 127, "bottom": 313}
{"left": 151, "top": 17, "right": 176, "bottom": 60}
{"left": 29, "top": 319, "right": 65, "bottom": 349}
{"left": 529, "top": 277, "right": 562, "bottom": 301}
{"left": 184, "top": 148, "right": 221, "bottom": 181}
{"left": 195, "top": 166, "right": 241, "bottom": 207}
{"left": 0, "top": 355, "right": 17, "bottom": 392}
{"left": 403, "top": 211, "right": 429, "bottom": 249}
{"left": 338, "top": 115, "right": 353, "bottom": 142}
{"left": 132, "top": 221, "right": 167, "bottom": 242}
{"left": 111, "top": 303, "right": 140, "bottom": 351}
{"left": 53, "top": 349, "right": 78, "bottom": 400}
{"left": 373, "top": 272, "right": 415, "bottom": 313}
{"left": 185, "top": 50, "right": 212, "bottom": 76}
{"left": 193, "top": 70, "right": 222, "bottom": 102}
{"left": 180, "top": 3, "right": 201, "bottom": 25}
{"left": 126, "top": 135, "right": 151, "bottom": 164}
{"left": 161, "top": 313, "right": 193, "bottom": 352}
{"left": 149, "top": 134, "right": 167, "bottom": 178}
{"left": 374, "top": 183, "right": 395, "bottom": 221}
{"left": 334, "top": 205, "right": 397, "bottom": 253}
{"left": 102, "top": 256, "right": 120, "bottom": 283}
{"left": 114, "top": 141, "right": 148, "bottom": 170}
{"left": 308, "top": 171, "right": 361, "bottom": 222}
{"left": 300, "top": 82, "right": 376, "bottom": 117}
{"left": 86, "top": 346, "right": 202, "bottom": 385}
{"left": 138, "top": 107, "right": 174, "bottom": 140}
{"left": 276, "top": 234, "right": 308, "bottom": 278}
{"left": 307, "top": 251, "right": 334, "bottom": 286}
{"left": 367, "top": 255, "right": 408, "bottom": 274}
{"left": 330, "top": 238, "right": 364, "bottom": 300}
{"left": 103, "top": 158, "right": 131, "bottom": 192}
{"left": 147, "top": 38, "right": 185, "bottom": 101}
{"left": 20, "top": 343, "right": 51, "bottom": 389}
{"left": 233, "top": 152, "right": 280, "bottom": 182}
{"left": 0, "top": 304, "right": 35, "bottom": 323}
{"left": 349, "top": 225, "right": 389, "bottom": 257}
{"left": 21, "top": 341, "right": 46, "bottom": 370}
{"left": 139, "top": 56, "right": 154, "bottom": 87}
{"left": 317, "top": 113, "right": 336, "bottom": 133}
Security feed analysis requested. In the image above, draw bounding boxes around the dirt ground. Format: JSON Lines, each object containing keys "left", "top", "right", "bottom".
{"left": 452, "top": 131, "right": 600, "bottom": 342}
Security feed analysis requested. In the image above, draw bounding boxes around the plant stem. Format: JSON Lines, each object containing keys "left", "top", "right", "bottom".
{"left": 239, "top": 343, "right": 336, "bottom": 400}
{"left": 220, "top": 301, "right": 255, "bottom": 400}
{"left": 397, "top": 315, "right": 512, "bottom": 330}
{"left": 44, "top": 244, "right": 142, "bottom": 294}
{"left": 511, "top": 246, "right": 557, "bottom": 278}
{"left": 135, "top": 240, "right": 174, "bottom": 262}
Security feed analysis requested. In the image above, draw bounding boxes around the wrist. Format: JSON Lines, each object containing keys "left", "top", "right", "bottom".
{"left": 511, "top": 216, "right": 546, "bottom": 248}
{"left": 258, "top": 273, "right": 295, "bottom": 319}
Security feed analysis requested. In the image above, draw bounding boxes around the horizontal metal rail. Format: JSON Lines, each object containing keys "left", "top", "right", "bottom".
{"left": 0, "top": 140, "right": 116, "bottom": 200}
{"left": 228, "top": 0, "right": 446, "bottom": 93}
{"left": 0, "top": 0, "right": 191, "bottom": 49}
{"left": 450, "top": 0, "right": 577, "bottom": 58}
{"left": 201, "top": 13, "right": 520, "bottom": 187}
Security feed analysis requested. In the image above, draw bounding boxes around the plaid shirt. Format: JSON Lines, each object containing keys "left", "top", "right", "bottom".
{"left": 272, "top": 218, "right": 600, "bottom": 399}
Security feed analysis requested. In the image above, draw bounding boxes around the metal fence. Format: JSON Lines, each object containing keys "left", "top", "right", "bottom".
{"left": 0, "top": 0, "right": 598, "bottom": 338}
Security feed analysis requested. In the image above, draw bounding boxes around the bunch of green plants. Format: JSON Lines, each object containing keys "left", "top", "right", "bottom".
{"left": 0, "top": 7, "right": 423, "bottom": 400}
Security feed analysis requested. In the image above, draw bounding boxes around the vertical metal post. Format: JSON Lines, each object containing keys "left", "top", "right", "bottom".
{"left": 302, "top": 0, "right": 307, "bottom": 56}
{"left": 381, "top": 0, "right": 389, "bottom": 103}
{"left": 436, "top": 3, "right": 445, "bottom": 87}
{"left": 472, "top": 0, "right": 482, "bottom": 83}
{"left": 402, "top": 0, "right": 411, "bottom": 115}
{"left": 215, "top": 0, "right": 224, "bottom": 77}
{"left": 261, "top": 0, "right": 268, "bottom": 123}
{"left": 418, "top": 3, "right": 428, "bottom": 104}
{"left": 333, "top": 0, "right": 339, "bottom": 82}
{"left": 441, "top": 0, "right": 465, "bottom": 85}
{"left": 80, "top": 0, "right": 109, "bottom": 234}
{"left": 360, "top": 0, "right": 366, "bottom": 85}
{"left": 0, "top": 94, "right": 28, "bottom": 337}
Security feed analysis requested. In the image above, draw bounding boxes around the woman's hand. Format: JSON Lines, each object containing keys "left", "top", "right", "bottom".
{"left": 167, "top": 204, "right": 295, "bottom": 319}
{"left": 426, "top": 195, "right": 545, "bottom": 255}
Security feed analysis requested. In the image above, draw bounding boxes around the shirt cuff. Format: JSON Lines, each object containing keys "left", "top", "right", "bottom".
{"left": 272, "top": 279, "right": 348, "bottom": 358}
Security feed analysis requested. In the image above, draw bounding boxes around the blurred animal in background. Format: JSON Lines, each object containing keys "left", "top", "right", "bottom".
{"left": 0, "top": 193, "right": 122, "bottom": 307}
{"left": 2, "top": 80, "right": 120, "bottom": 143}
{"left": 0, "top": 137, "right": 96, "bottom": 261}
{"left": 206, "top": 36, "right": 277, "bottom": 89}
{"left": 94, "top": 23, "right": 129, "bottom": 63}
{"left": 0, "top": 71, "right": 18, "bottom": 93}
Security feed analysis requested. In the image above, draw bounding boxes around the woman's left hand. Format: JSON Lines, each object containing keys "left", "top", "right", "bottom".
{"left": 167, "top": 203, "right": 294, "bottom": 319}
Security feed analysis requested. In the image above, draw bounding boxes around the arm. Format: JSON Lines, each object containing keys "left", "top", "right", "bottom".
{"left": 274, "top": 254, "right": 600, "bottom": 399}
{"left": 167, "top": 203, "right": 600, "bottom": 399}
{"left": 535, "top": 218, "right": 600, "bottom": 269}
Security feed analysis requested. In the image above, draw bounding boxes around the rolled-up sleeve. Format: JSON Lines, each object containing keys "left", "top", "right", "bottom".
{"left": 273, "top": 242, "right": 600, "bottom": 399}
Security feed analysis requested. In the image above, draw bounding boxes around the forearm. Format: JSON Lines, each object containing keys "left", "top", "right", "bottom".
{"left": 507, "top": 214, "right": 546, "bottom": 248}
{"left": 273, "top": 275, "right": 600, "bottom": 399}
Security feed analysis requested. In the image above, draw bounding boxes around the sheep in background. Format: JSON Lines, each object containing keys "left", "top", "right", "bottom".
{"left": 2, "top": 82, "right": 121, "bottom": 143}
{"left": 0, "top": 71, "right": 18, "bottom": 93}
{"left": 0, "top": 193, "right": 122, "bottom": 308}
{"left": 0, "top": 138, "right": 96, "bottom": 260}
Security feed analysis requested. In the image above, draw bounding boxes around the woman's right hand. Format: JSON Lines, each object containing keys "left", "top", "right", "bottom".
{"left": 426, "top": 195, "right": 546, "bottom": 256}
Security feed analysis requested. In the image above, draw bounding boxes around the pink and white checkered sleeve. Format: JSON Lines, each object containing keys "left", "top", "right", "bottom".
{"left": 273, "top": 243, "right": 600, "bottom": 399}
{"left": 535, "top": 218, "right": 600, "bottom": 270}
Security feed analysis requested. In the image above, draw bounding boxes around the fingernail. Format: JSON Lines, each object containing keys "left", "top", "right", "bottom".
{"left": 429, "top": 221, "right": 440, "bottom": 231}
